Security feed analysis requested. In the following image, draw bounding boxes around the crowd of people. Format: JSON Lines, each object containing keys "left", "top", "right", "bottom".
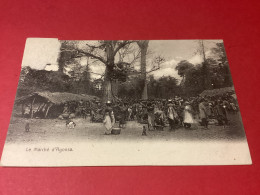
{"left": 60, "top": 93, "right": 239, "bottom": 134}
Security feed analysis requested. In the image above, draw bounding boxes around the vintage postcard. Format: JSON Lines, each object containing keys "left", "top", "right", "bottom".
{"left": 0, "top": 38, "right": 252, "bottom": 166}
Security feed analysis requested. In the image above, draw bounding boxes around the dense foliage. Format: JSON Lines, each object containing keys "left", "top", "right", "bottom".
{"left": 17, "top": 66, "right": 100, "bottom": 98}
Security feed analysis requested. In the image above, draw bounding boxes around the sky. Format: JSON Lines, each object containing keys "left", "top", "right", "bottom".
{"left": 21, "top": 38, "right": 223, "bottom": 81}
{"left": 149, "top": 40, "right": 222, "bottom": 80}
{"left": 22, "top": 38, "right": 60, "bottom": 71}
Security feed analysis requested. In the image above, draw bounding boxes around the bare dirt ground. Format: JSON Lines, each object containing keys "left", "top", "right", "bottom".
{"left": 5, "top": 112, "right": 246, "bottom": 144}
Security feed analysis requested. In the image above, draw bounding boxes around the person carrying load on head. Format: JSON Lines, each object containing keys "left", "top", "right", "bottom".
{"left": 104, "top": 100, "right": 115, "bottom": 127}
{"left": 103, "top": 108, "right": 112, "bottom": 135}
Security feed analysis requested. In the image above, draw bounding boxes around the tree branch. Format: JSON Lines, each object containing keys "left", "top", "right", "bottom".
{"left": 88, "top": 71, "right": 104, "bottom": 76}
{"left": 146, "top": 67, "right": 160, "bottom": 74}
{"left": 129, "top": 49, "right": 141, "bottom": 65}
{"left": 85, "top": 43, "right": 106, "bottom": 50}
{"left": 113, "top": 41, "right": 135, "bottom": 56}
{"left": 77, "top": 49, "right": 106, "bottom": 65}
{"left": 128, "top": 67, "right": 160, "bottom": 76}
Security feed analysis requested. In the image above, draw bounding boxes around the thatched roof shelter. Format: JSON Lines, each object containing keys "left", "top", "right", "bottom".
{"left": 15, "top": 92, "right": 100, "bottom": 119}
{"left": 15, "top": 91, "right": 99, "bottom": 105}
{"left": 200, "top": 86, "right": 235, "bottom": 97}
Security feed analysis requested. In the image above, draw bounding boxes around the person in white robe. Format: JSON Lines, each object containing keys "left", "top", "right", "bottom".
{"left": 103, "top": 110, "right": 112, "bottom": 135}
{"left": 183, "top": 101, "right": 195, "bottom": 128}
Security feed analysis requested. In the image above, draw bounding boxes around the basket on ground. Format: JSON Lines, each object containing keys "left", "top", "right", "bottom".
{"left": 111, "top": 128, "right": 121, "bottom": 135}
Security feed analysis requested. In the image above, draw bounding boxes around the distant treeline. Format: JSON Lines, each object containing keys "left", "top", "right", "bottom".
{"left": 17, "top": 66, "right": 102, "bottom": 98}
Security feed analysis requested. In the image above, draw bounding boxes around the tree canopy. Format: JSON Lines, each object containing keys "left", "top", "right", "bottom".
{"left": 18, "top": 41, "right": 233, "bottom": 100}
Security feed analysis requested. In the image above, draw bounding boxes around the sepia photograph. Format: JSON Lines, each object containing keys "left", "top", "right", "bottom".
{"left": 0, "top": 38, "right": 252, "bottom": 166}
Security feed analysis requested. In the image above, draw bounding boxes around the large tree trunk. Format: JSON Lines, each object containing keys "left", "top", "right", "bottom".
{"left": 101, "top": 40, "right": 132, "bottom": 102}
{"left": 137, "top": 40, "right": 149, "bottom": 100}
{"left": 103, "top": 41, "right": 116, "bottom": 103}
{"left": 112, "top": 79, "right": 119, "bottom": 98}
{"left": 103, "top": 70, "right": 113, "bottom": 103}
{"left": 58, "top": 53, "right": 65, "bottom": 73}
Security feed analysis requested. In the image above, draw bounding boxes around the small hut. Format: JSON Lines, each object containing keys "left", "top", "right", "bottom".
{"left": 15, "top": 91, "right": 99, "bottom": 118}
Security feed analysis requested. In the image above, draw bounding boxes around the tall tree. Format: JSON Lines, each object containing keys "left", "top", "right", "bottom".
{"left": 211, "top": 42, "right": 233, "bottom": 87}
{"left": 137, "top": 40, "right": 149, "bottom": 100}
{"left": 76, "top": 40, "right": 134, "bottom": 102}
{"left": 199, "top": 40, "right": 211, "bottom": 90}
{"left": 175, "top": 60, "right": 194, "bottom": 85}
{"left": 57, "top": 41, "right": 78, "bottom": 73}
